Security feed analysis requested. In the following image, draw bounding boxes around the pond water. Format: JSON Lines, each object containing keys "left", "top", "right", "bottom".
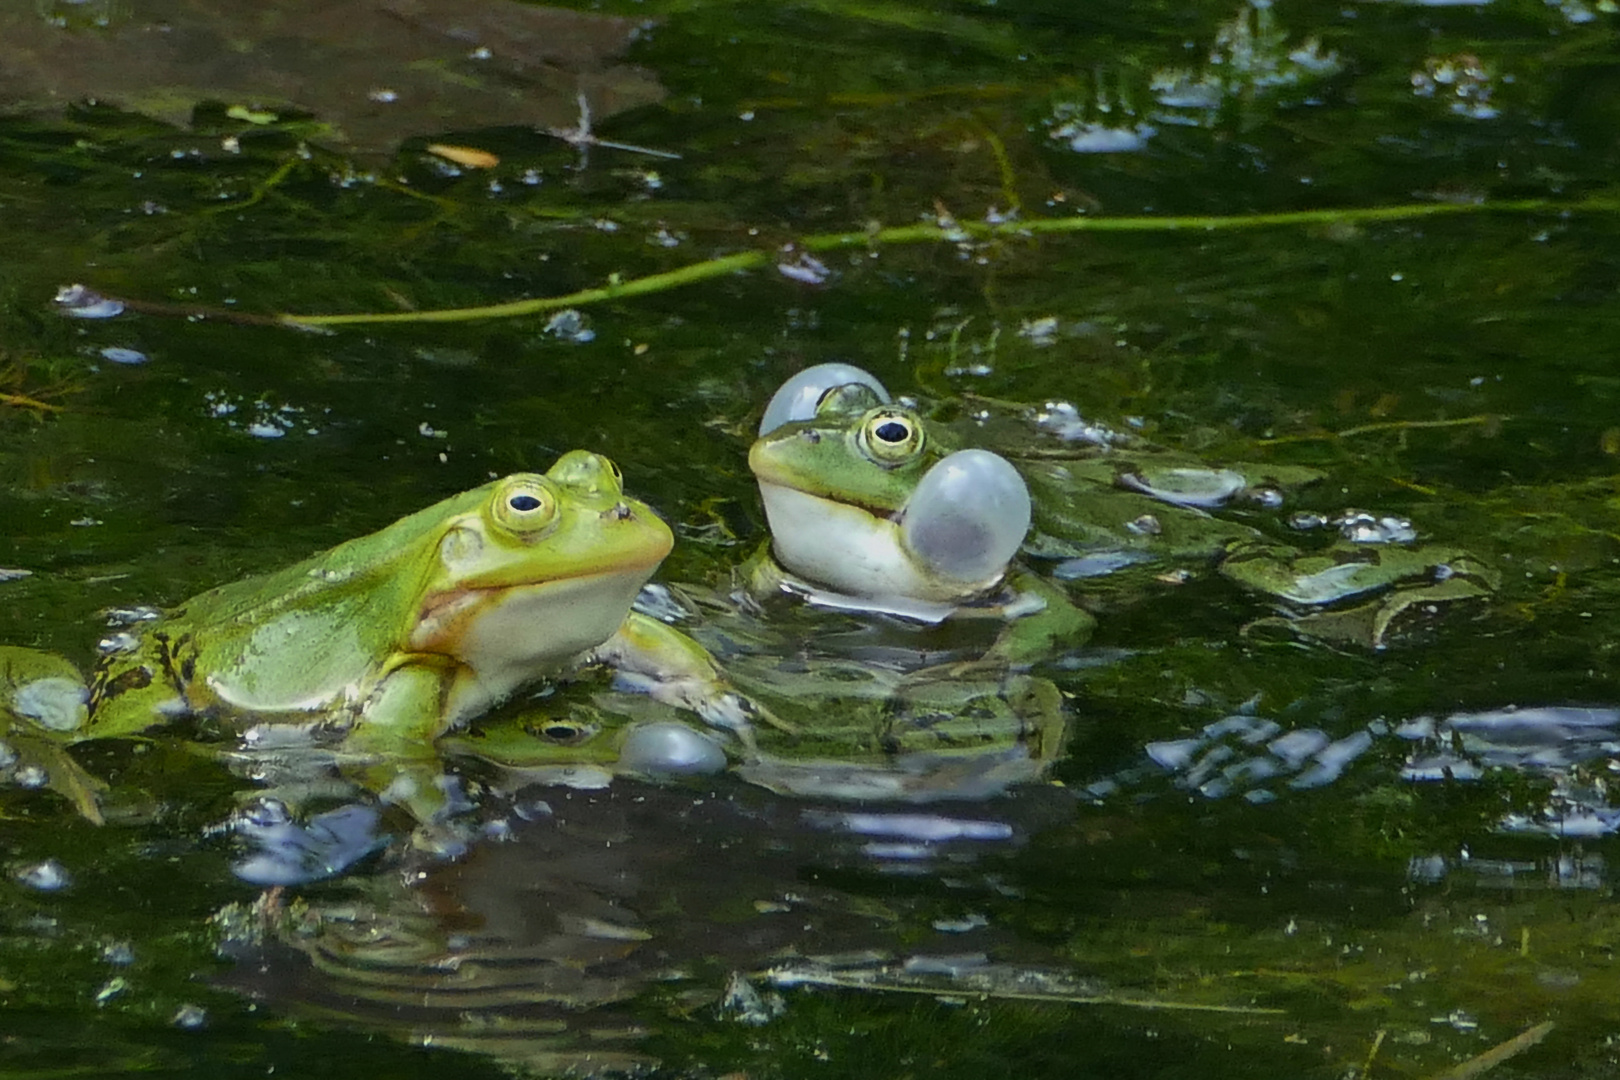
{"left": 3, "top": 0, "right": 1620, "bottom": 1076}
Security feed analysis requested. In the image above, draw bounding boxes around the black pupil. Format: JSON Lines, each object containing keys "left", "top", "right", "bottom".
{"left": 543, "top": 724, "right": 577, "bottom": 740}
{"left": 875, "top": 420, "right": 909, "bottom": 443}
{"left": 509, "top": 494, "right": 542, "bottom": 512}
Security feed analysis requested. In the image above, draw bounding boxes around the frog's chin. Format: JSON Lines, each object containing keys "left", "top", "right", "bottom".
{"left": 756, "top": 481, "right": 1000, "bottom": 605}
{"left": 416, "top": 567, "right": 655, "bottom": 724}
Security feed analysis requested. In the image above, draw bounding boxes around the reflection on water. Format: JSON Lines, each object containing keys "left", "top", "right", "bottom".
{"left": 1112, "top": 704, "right": 1620, "bottom": 846}
{"left": 218, "top": 779, "right": 1077, "bottom": 1073}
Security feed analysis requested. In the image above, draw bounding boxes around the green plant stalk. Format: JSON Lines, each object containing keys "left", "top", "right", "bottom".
{"left": 272, "top": 194, "right": 1615, "bottom": 328}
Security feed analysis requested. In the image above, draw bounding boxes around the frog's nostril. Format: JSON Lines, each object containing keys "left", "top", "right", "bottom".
{"left": 611, "top": 502, "right": 633, "bottom": 521}
{"left": 801, "top": 430, "right": 821, "bottom": 444}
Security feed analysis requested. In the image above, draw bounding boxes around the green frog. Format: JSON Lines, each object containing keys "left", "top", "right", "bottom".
{"left": 0, "top": 451, "right": 759, "bottom": 824}
{"left": 457, "top": 365, "right": 1494, "bottom": 805}
{"left": 747, "top": 364, "right": 1495, "bottom": 653}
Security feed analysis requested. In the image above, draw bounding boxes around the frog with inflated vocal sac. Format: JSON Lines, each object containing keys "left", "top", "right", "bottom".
{"left": 747, "top": 363, "right": 1495, "bottom": 652}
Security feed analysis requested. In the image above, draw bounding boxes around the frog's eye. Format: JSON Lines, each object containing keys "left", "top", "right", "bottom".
{"left": 525, "top": 719, "right": 599, "bottom": 746}
{"left": 493, "top": 477, "right": 559, "bottom": 534}
{"left": 857, "top": 409, "right": 924, "bottom": 465}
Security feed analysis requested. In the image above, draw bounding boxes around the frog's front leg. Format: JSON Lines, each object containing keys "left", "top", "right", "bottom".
{"left": 981, "top": 573, "right": 1096, "bottom": 670}
{"left": 585, "top": 612, "right": 792, "bottom": 748}
{"left": 341, "top": 658, "right": 464, "bottom": 827}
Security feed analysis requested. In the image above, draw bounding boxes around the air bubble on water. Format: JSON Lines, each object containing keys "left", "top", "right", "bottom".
{"left": 15, "top": 859, "right": 72, "bottom": 891}
{"left": 99, "top": 346, "right": 148, "bottom": 365}
{"left": 777, "top": 252, "right": 832, "bottom": 285}
{"left": 104, "top": 607, "right": 160, "bottom": 628}
{"left": 15, "top": 765, "right": 49, "bottom": 789}
{"left": 97, "top": 632, "right": 139, "bottom": 655}
{"left": 54, "top": 284, "right": 124, "bottom": 319}
{"left": 1338, "top": 510, "right": 1416, "bottom": 544}
{"left": 172, "top": 1003, "right": 209, "bottom": 1030}
{"left": 543, "top": 309, "right": 595, "bottom": 344}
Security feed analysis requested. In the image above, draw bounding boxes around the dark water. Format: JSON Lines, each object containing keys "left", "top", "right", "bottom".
{"left": 4, "top": 0, "right": 1620, "bottom": 1076}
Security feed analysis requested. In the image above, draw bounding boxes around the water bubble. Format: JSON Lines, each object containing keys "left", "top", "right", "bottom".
{"left": 104, "top": 606, "right": 161, "bottom": 628}
{"left": 14, "top": 765, "right": 49, "bottom": 789}
{"left": 776, "top": 251, "right": 832, "bottom": 285}
{"left": 171, "top": 1003, "right": 208, "bottom": 1030}
{"left": 1032, "top": 401, "right": 1127, "bottom": 446}
{"left": 1288, "top": 512, "right": 1328, "bottom": 531}
{"left": 1338, "top": 511, "right": 1416, "bottom": 544}
{"left": 15, "top": 859, "right": 72, "bottom": 891}
{"left": 98, "top": 346, "right": 148, "bottom": 365}
{"left": 54, "top": 284, "right": 124, "bottom": 319}
{"left": 542, "top": 308, "right": 595, "bottom": 344}
{"left": 96, "top": 632, "right": 139, "bottom": 656}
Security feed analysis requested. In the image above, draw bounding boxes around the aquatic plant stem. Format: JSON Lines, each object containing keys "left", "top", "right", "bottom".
{"left": 0, "top": 391, "right": 63, "bottom": 412}
{"left": 259, "top": 192, "right": 1610, "bottom": 327}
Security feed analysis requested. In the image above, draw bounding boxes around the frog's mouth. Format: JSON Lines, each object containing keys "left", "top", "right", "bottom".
{"left": 411, "top": 562, "right": 659, "bottom": 661}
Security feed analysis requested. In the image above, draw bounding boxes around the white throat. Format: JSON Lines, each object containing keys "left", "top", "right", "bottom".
{"left": 757, "top": 482, "right": 999, "bottom": 605}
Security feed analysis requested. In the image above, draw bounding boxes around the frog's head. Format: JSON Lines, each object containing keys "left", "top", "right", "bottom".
{"left": 749, "top": 364, "right": 1030, "bottom": 604}
{"left": 410, "top": 451, "right": 673, "bottom": 707}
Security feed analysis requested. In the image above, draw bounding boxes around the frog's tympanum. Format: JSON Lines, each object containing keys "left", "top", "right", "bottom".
{"left": 747, "top": 363, "right": 1494, "bottom": 652}
{"left": 0, "top": 451, "right": 758, "bottom": 824}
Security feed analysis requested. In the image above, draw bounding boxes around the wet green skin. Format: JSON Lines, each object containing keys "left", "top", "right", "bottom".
{"left": 749, "top": 383, "right": 1496, "bottom": 655}
{"left": 0, "top": 451, "right": 746, "bottom": 821}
